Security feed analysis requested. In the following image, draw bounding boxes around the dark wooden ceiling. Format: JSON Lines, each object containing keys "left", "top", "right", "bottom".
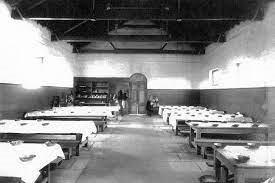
{"left": 5, "top": 0, "right": 269, "bottom": 54}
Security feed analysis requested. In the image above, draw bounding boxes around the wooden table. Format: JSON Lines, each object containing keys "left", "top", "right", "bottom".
{"left": 187, "top": 121, "right": 269, "bottom": 155}
{"left": 214, "top": 145, "right": 275, "bottom": 183}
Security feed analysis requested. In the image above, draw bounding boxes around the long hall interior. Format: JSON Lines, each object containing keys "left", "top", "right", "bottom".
{"left": 0, "top": 0, "right": 275, "bottom": 182}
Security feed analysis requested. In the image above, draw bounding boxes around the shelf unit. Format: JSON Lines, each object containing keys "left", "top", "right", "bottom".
{"left": 74, "top": 81, "right": 109, "bottom": 106}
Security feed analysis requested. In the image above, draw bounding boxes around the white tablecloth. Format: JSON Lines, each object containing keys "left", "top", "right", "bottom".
{"left": 25, "top": 106, "right": 120, "bottom": 118}
{"left": 0, "top": 120, "right": 97, "bottom": 141}
{"left": 0, "top": 142, "right": 64, "bottom": 183}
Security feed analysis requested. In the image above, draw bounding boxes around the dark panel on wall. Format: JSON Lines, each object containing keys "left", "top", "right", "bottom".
{"left": 266, "top": 87, "right": 275, "bottom": 121}
{"left": 200, "top": 88, "right": 267, "bottom": 122}
{"left": 74, "top": 77, "right": 130, "bottom": 95}
{"left": 148, "top": 89, "right": 200, "bottom": 106}
{"left": 0, "top": 83, "right": 72, "bottom": 119}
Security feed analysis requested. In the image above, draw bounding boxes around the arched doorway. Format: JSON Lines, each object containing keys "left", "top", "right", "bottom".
{"left": 129, "top": 73, "right": 147, "bottom": 114}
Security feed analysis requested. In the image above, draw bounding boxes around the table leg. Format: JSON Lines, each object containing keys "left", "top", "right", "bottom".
{"left": 196, "top": 131, "right": 202, "bottom": 155}
{"left": 214, "top": 153, "right": 221, "bottom": 181}
{"left": 196, "top": 145, "right": 201, "bottom": 155}
{"left": 234, "top": 172, "right": 245, "bottom": 183}
{"left": 220, "top": 166, "right": 229, "bottom": 183}
{"left": 48, "top": 163, "right": 51, "bottom": 183}
{"left": 189, "top": 127, "right": 194, "bottom": 148}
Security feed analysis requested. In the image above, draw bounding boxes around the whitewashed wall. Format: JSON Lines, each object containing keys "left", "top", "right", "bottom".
{"left": 0, "top": 2, "right": 75, "bottom": 88}
{"left": 198, "top": 2, "right": 275, "bottom": 89}
{"left": 75, "top": 53, "right": 202, "bottom": 89}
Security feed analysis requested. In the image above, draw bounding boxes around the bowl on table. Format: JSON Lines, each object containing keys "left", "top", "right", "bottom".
{"left": 19, "top": 154, "right": 36, "bottom": 162}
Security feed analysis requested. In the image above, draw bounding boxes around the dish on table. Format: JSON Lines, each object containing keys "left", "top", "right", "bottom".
{"left": 214, "top": 143, "right": 225, "bottom": 148}
{"left": 10, "top": 140, "right": 24, "bottom": 146}
{"left": 234, "top": 155, "right": 250, "bottom": 163}
{"left": 19, "top": 154, "right": 36, "bottom": 162}
{"left": 45, "top": 141, "right": 56, "bottom": 147}
{"left": 246, "top": 143, "right": 259, "bottom": 149}
{"left": 251, "top": 124, "right": 259, "bottom": 128}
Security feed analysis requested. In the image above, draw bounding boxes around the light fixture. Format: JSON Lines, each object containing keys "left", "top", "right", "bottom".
{"left": 106, "top": 3, "right": 111, "bottom": 10}
{"left": 176, "top": 18, "right": 182, "bottom": 22}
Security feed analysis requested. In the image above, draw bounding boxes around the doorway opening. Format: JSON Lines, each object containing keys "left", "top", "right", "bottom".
{"left": 129, "top": 73, "right": 147, "bottom": 114}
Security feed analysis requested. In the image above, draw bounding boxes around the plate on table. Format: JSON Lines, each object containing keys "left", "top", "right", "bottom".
{"left": 19, "top": 154, "right": 36, "bottom": 162}
{"left": 10, "top": 140, "right": 24, "bottom": 146}
{"left": 42, "top": 122, "right": 50, "bottom": 126}
{"left": 212, "top": 124, "right": 219, "bottom": 127}
{"left": 20, "top": 123, "right": 28, "bottom": 126}
{"left": 234, "top": 155, "right": 250, "bottom": 163}
{"left": 232, "top": 124, "right": 239, "bottom": 127}
{"left": 45, "top": 141, "right": 56, "bottom": 147}
{"left": 251, "top": 124, "right": 259, "bottom": 128}
{"left": 214, "top": 143, "right": 225, "bottom": 149}
{"left": 246, "top": 143, "right": 259, "bottom": 150}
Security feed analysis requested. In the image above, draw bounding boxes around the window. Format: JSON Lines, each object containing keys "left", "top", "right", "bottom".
{"left": 210, "top": 68, "right": 222, "bottom": 86}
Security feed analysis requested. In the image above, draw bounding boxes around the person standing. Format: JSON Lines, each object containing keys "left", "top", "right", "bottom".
{"left": 117, "top": 90, "right": 123, "bottom": 115}
{"left": 122, "top": 92, "right": 128, "bottom": 114}
{"left": 146, "top": 96, "right": 153, "bottom": 116}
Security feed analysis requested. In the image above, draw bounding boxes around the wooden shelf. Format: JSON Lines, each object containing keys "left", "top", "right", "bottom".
{"left": 74, "top": 79, "right": 110, "bottom": 106}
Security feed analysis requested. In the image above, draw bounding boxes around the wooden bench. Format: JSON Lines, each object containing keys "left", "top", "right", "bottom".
{"left": 0, "top": 133, "right": 83, "bottom": 159}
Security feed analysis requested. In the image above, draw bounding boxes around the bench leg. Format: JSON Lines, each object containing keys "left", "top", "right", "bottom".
{"left": 175, "top": 126, "right": 178, "bottom": 136}
{"left": 201, "top": 147, "right": 207, "bottom": 159}
{"left": 76, "top": 145, "right": 80, "bottom": 156}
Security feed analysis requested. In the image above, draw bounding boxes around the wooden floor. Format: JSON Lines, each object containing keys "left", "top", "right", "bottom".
{"left": 51, "top": 115, "right": 213, "bottom": 183}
